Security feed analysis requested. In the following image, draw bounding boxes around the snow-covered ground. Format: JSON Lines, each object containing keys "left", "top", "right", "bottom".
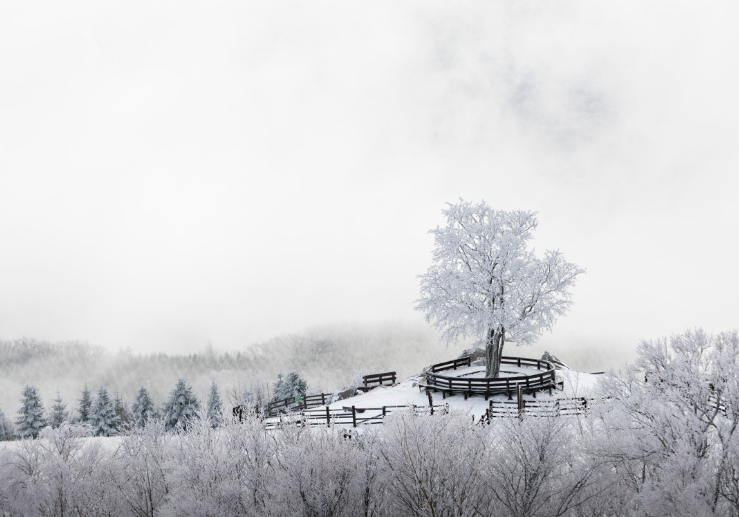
{"left": 265, "top": 366, "right": 604, "bottom": 427}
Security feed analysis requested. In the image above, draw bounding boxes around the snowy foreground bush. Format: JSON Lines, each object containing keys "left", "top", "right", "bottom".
{"left": 1, "top": 329, "right": 739, "bottom": 517}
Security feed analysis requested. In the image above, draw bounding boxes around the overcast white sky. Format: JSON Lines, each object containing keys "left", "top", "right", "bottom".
{"left": 1, "top": 1, "right": 737, "bottom": 358}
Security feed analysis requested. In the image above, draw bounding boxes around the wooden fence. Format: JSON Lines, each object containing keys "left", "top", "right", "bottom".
{"left": 424, "top": 355, "right": 558, "bottom": 399}
{"left": 483, "top": 397, "right": 591, "bottom": 420}
{"left": 261, "top": 393, "right": 331, "bottom": 417}
{"left": 264, "top": 403, "right": 450, "bottom": 430}
{"left": 358, "top": 371, "right": 397, "bottom": 392}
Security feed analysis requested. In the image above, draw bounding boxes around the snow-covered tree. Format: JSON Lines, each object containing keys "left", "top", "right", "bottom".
{"left": 113, "top": 391, "right": 132, "bottom": 429}
{"left": 206, "top": 380, "right": 223, "bottom": 428}
{"left": 112, "top": 419, "right": 169, "bottom": 516}
{"left": 16, "top": 385, "right": 47, "bottom": 439}
{"left": 382, "top": 410, "right": 490, "bottom": 516}
{"left": 237, "top": 382, "right": 254, "bottom": 406}
{"left": 596, "top": 328, "right": 739, "bottom": 515}
{"left": 78, "top": 383, "right": 93, "bottom": 424}
{"left": 271, "top": 371, "right": 308, "bottom": 403}
{"left": 131, "top": 386, "right": 156, "bottom": 427}
{"left": 89, "top": 385, "right": 120, "bottom": 437}
{"left": 0, "top": 404, "right": 14, "bottom": 441}
{"left": 416, "top": 200, "right": 584, "bottom": 378}
{"left": 49, "top": 391, "right": 68, "bottom": 429}
{"left": 162, "top": 378, "right": 200, "bottom": 431}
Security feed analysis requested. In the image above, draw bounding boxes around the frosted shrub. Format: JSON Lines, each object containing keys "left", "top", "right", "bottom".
{"left": 111, "top": 419, "right": 169, "bottom": 517}
{"left": 1, "top": 423, "right": 117, "bottom": 517}
{"left": 272, "top": 422, "right": 363, "bottom": 517}
{"left": 483, "top": 416, "right": 605, "bottom": 517}
{"left": 162, "top": 411, "right": 250, "bottom": 516}
{"left": 381, "top": 410, "right": 491, "bottom": 517}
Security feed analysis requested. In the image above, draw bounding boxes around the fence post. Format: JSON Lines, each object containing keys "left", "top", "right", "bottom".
{"left": 321, "top": 393, "right": 325, "bottom": 405}
{"left": 382, "top": 406, "right": 386, "bottom": 418}
{"left": 517, "top": 385, "right": 524, "bottom": 419}
{"left": 427, "top": 390, "right": 434, "bottom": 415}
{"left": 352, "top": 406, "right": 357, "bottom": 428}
{"left": 326, "top": 406, "right": 330, "bottom": 425}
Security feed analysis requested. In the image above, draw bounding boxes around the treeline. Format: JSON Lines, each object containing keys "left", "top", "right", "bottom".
{"left": 0, "top": 321, "right": 469, "bottom": 421}
{"left": 1, "top": 372, "right": 311, "bottom": 441}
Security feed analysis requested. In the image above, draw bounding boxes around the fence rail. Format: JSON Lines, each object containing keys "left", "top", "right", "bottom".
{"left": 425, "top": 356, "right": 558, "bottom": 399}
{"left": 358, "top": 371, "right": 397, "bottom": 392}
{"left": 485, "top": 397, "right": 591, "bottom": 419}
{"left": 264, "top": 403, "right": 449, "bottom": 430}
{"left": 259, "top": 393, "right": 331, "bottom": 417}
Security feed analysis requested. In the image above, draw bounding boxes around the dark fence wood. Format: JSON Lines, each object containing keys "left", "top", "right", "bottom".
{"left": 430, "top": 357, "right": 472, "bottom": 373}
{"left": 424, "top": 356, "right": 557, "bottom": 399}
{"left": 263, "top": 403, "right": 449, "bottom": 430}
{"left": 259, "top": 393, "right": 330, "bottom": 417}
{"left": 358, "top": 371, "right": 397, "bottom": 392}
{"left": 479, "top": 397, "right": 592, "bottom": 421}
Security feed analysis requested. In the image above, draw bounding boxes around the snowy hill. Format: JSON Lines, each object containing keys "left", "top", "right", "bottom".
{"left": 266, "top": 365, "right": 604, "bottom": 428}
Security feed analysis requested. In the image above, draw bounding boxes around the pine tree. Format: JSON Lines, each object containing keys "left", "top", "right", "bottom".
{"left": 271, "top": 372, "right": 285, "bottom": 402}
{"left": 114, "top": 391, "right": 132, "bottom": 429}
{"left": 131, "top": 386, "right": 156, "bottom": 427}
{"left": 16, "top": 385, "right": 47, "bottom": 439}
{"left": 0, "top": 404, "right": 14, "bottom": 441}
{"left": 271, "top": 371, "right": 308, "bottom": 403}
{"left": 88, "top": 385, "right": 120, "bottom": 437}
{"left": 207, "top": 380, "right": 223, "bottom": 428}
{"left": 163, "top": 378, "right": 200, "bottom": 431}
{"left": 49, "top": 391, "right": 68, "bottom": 428}
{"left": 238, "top": 383, "right": 253, "bottom": 406}
{"left": 78, "top": 383, "right": 93, "bottom": 424}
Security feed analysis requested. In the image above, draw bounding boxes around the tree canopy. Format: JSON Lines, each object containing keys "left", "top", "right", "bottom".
{"left": 416, "top": 199, "right": 584, "bottom": 377}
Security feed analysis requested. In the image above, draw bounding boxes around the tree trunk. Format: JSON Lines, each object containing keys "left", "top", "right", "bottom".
{"left": 485, "top": 327, "right": 505, "bottom": 378}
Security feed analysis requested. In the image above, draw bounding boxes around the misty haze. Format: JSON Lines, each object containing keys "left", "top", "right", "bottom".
{"left": 1, "top": 1, "right": 738, "bottom": 516}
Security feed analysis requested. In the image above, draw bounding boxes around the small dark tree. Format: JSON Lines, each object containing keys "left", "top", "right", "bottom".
{"left": 163, "top": 378, "right": 200, "bottom": 431}
{"left": 78, "top": 383, "right": 93, "bottom": 424}
{"left": 131, "top": 386, "right": 156, "bottom": 427}
{"left": 0, "top": 404, "right": 14, "bottom": 441}
{"left": 206, "top": 380, "right": 223, "bottom": 428}
{"left": 16, "top": 385, "right": 47, "bottom": 439}
{"left": 89, "top": 385, "right": 120, "bottom": 437}
{"left": 49, "top": 391, "right": 69, "bottom": 428}
{"left": 271, "top": 371, "right": 308, "bottom": 403}
{"left": 114, "top": 391, "right": 132, "bottom": 429}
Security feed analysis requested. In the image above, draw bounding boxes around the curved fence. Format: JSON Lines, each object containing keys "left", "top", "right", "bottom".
{"left": 424, "top": 355, "right": 558, "bottom": 399}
